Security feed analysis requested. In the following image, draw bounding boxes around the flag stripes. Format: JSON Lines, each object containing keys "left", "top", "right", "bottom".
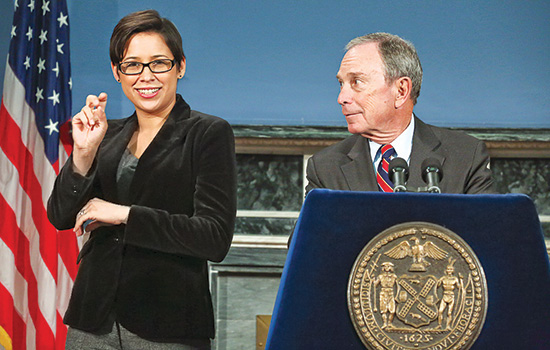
{"left": 0, "top": 106, "right": 59, "bottom": 280}
{"left": 0, "top": 1, "right": 76, "bottom": 349}
{"left": 0, "top": 283, "right": 26, "bottom": 350}
{"left": 0, "top": 156, "right": 57, "bottom": 349}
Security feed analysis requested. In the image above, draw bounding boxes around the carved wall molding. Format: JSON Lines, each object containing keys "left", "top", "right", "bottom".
{"left": 235, "top": 137, "right": 336, "bottom": 155}
{"left": 485, "top": 141, "right": 550, "bottom": 158}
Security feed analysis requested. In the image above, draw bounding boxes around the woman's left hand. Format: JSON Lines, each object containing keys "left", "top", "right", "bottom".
{"left": 74, "top": 198, "right": 130, "bottom": 236}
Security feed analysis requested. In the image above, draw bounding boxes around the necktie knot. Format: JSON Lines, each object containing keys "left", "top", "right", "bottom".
{"left": 377, "top": 144, "right": 396, "bottom": 192}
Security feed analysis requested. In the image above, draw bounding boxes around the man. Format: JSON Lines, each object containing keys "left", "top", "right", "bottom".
{"left": 306, "top": 33, "right": 494, "bottom": 194}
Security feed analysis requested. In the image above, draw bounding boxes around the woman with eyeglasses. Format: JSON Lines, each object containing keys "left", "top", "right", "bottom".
{"left": 47, "top": 9, "right": 236, "bottom": 350}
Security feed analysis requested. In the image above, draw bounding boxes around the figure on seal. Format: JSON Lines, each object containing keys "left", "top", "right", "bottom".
{"left": 372, "top": 262, "right": 398, "bottom": 329}
{"left": 437, "top": 258, "right": 464, "bottom": 330}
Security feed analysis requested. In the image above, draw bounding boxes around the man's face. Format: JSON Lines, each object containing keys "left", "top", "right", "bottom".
{"left": 336, "top": 43, "right": 404, "bottom": 139}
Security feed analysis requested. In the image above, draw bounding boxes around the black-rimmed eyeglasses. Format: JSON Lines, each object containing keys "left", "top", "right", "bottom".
{"left": 118, "top": 59, "right": 175, "bottom": 75}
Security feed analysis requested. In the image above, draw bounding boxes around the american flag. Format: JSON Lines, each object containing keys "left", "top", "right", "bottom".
{"left": 0, "top": 1, "right": 78, "bottom": 349}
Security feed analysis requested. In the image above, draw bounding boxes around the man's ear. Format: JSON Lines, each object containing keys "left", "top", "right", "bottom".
{"left": 394, "top": 77, "right": 412, "bottom": 108}
{"left": 111, "top": 63, "right": 121, "bottom": 82}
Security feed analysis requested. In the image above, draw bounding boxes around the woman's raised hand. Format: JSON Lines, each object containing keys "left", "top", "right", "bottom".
{"left": 72, "top": 93, "right": 108, "bottom": 175}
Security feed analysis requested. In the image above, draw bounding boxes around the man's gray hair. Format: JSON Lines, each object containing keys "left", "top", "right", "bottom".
{"left": 346, "top": 33, "right": 423, "bottom": 105}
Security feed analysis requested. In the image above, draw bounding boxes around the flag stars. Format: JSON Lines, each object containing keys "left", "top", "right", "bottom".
{"left": 45, "top": 119, "right": 59, "bottom": 135}
{"left": 9, "top": 0, "right": 72, "bottom": 170}
{"left": 68, "top": 78, "right": 72, "bottom": 90}
{"left": 37, "top": 58, "right": 46, "bottom": 73}
{"left": 42, "top": 1, "right": 50, "bottom": 16}
{"left": 36, "top": 87, "right": 44, "bottom": 103}
{"left": 52, "top": 62, "right": 60, "bottom": 77}
{"left": 57, "top": 12, "right": 68, "bottom": 28}
{"left": 56, "top": 39, "right": 64, "bottom": 54}
{"left": 26, "top": 26, "right": 33, "bottom": 41}
{"left": 39, "top": 29, "right": 48, "bottom": 45}
{"left": 48, "top": 90, "right": 60, "bottom": 106}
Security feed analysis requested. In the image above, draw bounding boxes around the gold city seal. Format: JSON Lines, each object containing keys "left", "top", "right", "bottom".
{"left": 348, "top": 222, "right": 488, "bottom": 350}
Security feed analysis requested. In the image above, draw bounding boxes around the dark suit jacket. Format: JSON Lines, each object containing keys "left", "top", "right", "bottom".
{"left": 306, "top": 116, "right": 495, "bottom": 194}
{"left": 47, "top": 95, "right": 236, "bottom": 341}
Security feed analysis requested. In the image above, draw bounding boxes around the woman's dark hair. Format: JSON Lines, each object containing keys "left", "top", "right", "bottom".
{"left": 110, "top": 10, "right": 185, "bottom": 69}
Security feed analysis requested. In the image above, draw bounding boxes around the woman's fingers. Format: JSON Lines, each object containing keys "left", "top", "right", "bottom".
{"left": 73, "top": 198, "right": 128, "bottom": 236}
{"left": 83, "top": 93, "right": 108, "bottom": 127}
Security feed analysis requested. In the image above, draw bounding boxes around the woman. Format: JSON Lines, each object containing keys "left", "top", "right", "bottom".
{"left": 47, "top": 10, "right": 236, "bottom": 350}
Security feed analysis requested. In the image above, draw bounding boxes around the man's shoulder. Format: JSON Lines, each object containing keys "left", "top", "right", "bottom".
{"left": 312, "top": 134, "right": 363, "bottom": 159}
{"left": 418, "top": 119, "right": 483, "bottom": 147}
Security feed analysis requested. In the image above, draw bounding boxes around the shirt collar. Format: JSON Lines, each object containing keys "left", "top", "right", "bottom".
{"left": 369, "top": 115, "right": 415, "bottom": 163}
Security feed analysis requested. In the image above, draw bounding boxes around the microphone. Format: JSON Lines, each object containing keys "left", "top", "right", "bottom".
{"left": 421, "top": 158, "right": 443, "bottom": 193}
{"left": 388, "top": 157, "right": 409, "bottom": 192}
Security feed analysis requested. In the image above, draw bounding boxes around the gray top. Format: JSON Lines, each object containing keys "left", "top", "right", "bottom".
{"left": 116, "top": 148, "right": 138, "bottom": 204}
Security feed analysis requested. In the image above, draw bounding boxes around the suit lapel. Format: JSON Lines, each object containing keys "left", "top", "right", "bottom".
{"left": 408, "top": 116, "right": 446, "bottom": 188}
{"left": 336, "top": 116, "right": 446, "bottom": 192}
{"left": 341, "top": 135, "right": 378, "bottom": 191}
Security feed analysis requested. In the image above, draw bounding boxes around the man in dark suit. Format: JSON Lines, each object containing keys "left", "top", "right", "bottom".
{"left": 306, "top": 33, "right": 494, "bottom": 194}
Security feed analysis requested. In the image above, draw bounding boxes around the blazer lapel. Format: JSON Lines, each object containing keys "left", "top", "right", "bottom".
{"left": 128, "top": 96, "right": 191, "bottom": 202}
{"left": 408, "top": 116, "right": 446, "bottom": 189}
{"left": 341, "top": 135, "right": 378, "bottom": 191}
{"left": 97, "top": 115, "right": 138, "bottom": 203}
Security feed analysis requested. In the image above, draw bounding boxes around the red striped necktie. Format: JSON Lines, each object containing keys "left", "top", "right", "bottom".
{"left": 377, "top": 144, "right": 396, "bottom": 192}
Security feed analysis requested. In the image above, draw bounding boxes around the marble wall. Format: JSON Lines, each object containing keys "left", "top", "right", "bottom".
{"left": 236, "top": 154, "right": 303, "bottom": 212}
{"left": 210, "top": 247, "right": 286, "bottom": 350}
{"left": 235, "top": 154, "right": 550, "bottom": 238}
{"left": 491, "top": 158, "right": 550, "bottom": 238}
{"left": 235, "top": 154, "right": 302, "bottom": 236}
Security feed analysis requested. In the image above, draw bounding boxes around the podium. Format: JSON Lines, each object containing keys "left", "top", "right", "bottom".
{"left": 266, "top": 189, "right": 550, "bottom": 349}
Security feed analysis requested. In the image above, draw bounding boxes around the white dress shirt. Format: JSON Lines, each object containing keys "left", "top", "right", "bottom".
{"left": 369, "top": 116, "right": 415, "bottom": 173}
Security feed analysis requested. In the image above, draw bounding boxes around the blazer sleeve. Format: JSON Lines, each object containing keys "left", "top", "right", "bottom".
{"left": 47, "top": 157, "right": 100, "bottom": 230}
{"left": 123, "top": 118, "right": 237, "bottom": 262}
{"left": 464, "top": 140, "right": 496, "bottom": 194}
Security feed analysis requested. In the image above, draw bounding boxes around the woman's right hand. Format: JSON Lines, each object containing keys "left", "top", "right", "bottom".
{"left": 71, "top": 93, "right": 108, "bottom": 175}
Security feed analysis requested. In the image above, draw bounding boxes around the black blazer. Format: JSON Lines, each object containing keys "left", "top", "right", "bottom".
{"left": 306, "top": 116, "right": 495, "bottom": 194}
{"left": 47, "top": 95, "right": 236, "bottom": 341}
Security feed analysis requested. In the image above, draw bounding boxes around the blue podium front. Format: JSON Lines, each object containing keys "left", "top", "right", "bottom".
{"left": 266, "top": 190, "right": 550, "bottom": 350}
